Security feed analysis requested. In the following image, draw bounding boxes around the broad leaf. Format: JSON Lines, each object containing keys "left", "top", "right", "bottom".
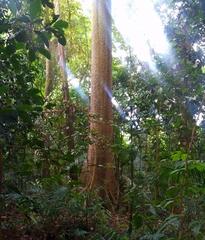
{"left": 38, "top": 47, "right": 51, "bottom": 59}
{"left": 58, "top": 35, "right": 66, "bottom": 46}
{"left": 53, "top": 20, "right": 68, "bottom": 29}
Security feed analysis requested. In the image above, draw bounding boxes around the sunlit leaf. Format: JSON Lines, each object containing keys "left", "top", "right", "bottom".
{"left": 53, "top": 20, "right": 68, "bottom": 29}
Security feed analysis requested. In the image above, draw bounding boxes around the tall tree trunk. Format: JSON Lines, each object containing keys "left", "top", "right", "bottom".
{"left": 83, "top": 0, "right": 118, "bottom": 205}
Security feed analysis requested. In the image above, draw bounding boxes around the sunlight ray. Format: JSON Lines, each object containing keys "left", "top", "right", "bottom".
{"left": 59, "top": 57, "right": 89, "bottom": 102}
{"left": 104, "top": 85, "right": 126, "bottom": 118}
{"left": 78, "top": 0, "right": 171, "bottom": 71}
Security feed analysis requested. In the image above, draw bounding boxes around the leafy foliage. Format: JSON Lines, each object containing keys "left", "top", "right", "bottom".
{"left": 1, "top": 0, "right": 205, "bottom": 239}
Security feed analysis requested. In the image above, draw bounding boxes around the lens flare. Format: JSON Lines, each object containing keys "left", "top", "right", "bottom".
{"left": 58, "top": 58, "right": 127, "bottom": 115}
{"left": 59, "top": 58, "right": 89, "bottom": 102}
{"left": 104, "top": 85, "right": 126, "bottom": 118}
{"left": 112, "top": 0, "right": 170, "bottom": 71}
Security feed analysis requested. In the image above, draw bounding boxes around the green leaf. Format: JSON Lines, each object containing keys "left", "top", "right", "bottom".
{"left": 30, "top": 0, "right": 42, "bottom": 19}
{"left": 170, "top": 168, "right": 185, "bottom": 175}
{"left": 37, "top": 31, "right": 50, "bottom": 47}
{"left": 53, "top": 20, "right": 68, "bottom": 29}
{"left": 58, "top": 35, "right": 66, "bottom": 46}
{"left": 38, "top": 47, "right": 51, "bottom": 59}
{"left": 132, "top": 214, "right": 143, "bottom": 229}
{"left": 190, "top": 162, "right": 205, "bottom": 172}
{"left": 15, "top": 42, "right": 25, "bottom": 50}
{"left": 171, "top": 151, "right": 182, "bottom": 161}
{"left": 157, "top": 215, "right": 180, "bottom": 234}
{"left": 50, "top": 14, "right": 60, "bottom": 25}
{"left": 171, "top": 151, "right": 188, "bottom": 161}
{"left": 163, "top": 199, "right": 174, "bottom": 209}
{"left": 181, "top": 153, "right": 187, "bottom": 161}
{"left": 58, "top": 159, "right": 65, "bottom": 166}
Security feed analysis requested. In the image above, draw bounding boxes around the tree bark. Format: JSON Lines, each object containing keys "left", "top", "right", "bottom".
{"left": 58, "top": 40, "right": 75, "bottom": 150}
{"left": 82, "top": 0, "right": 118, "bottom": 205}
{"left": 42, "top": 41, "right": 56, "bottom": 178}
{"left": 55, "top": 0, "right": 76, "bottom": 179}
{"left": 45, "top": 43, "right": 54, "bottom": 98}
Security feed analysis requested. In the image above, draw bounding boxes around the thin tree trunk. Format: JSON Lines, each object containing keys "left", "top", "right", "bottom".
{"left": 82, "top": 0, "right": 118, "bottom": 205}
{"left": 55, "top": 0, "right": 76, "bottom": 179}
{"left": 58, "top": 41, "right": 75, "bottom": 150}
{"left": 42, "top": 42, "right": 55, "bottom": 178}
{"left": 45, "top": 43, "right": 54, "bottom": 98}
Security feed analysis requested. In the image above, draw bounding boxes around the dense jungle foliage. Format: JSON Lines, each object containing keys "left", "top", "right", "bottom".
{"left": 1, "top": 0, "right": 205, "bottom": 239}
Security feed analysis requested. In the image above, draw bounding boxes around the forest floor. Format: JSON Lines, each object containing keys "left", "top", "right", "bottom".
{"left": 1, "top": 206, "right": 130, "bottom": 240}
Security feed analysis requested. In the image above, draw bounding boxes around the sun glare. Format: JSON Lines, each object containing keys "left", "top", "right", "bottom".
{"left": 112, "top": 0, "right": 170, "bottom": 70}
{"left": 78, "top": 0, "right": 170, "bottom": 70}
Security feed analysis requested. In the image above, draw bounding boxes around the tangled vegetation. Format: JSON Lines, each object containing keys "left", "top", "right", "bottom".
{"left": 1, "top": 0, "right": 205, "bottom": 239}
